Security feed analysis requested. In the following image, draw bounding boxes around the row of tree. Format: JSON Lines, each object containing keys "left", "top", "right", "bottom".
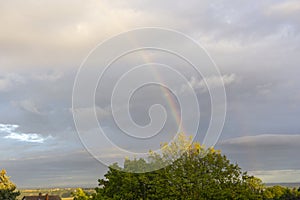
{"left": 2, "top": 133, "right": 300, "bottom": 200}
{"left": 74, "top": 184, "right": 300, "bottom": 200}
{"left": 72, "top": 134, "right": 300, "bottom": 200}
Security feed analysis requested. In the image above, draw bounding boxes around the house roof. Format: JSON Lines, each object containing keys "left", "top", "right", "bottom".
{"left": 22, "top": 195, "right": 61, "bottom": 200}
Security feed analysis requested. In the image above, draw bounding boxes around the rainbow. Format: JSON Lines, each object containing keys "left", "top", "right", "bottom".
{"left": 139, "top": 53, "right": 185, "bottom": 135}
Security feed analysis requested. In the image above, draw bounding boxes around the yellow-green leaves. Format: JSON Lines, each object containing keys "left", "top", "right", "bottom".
{"left": 95, "top": 133, "right": 266, "bottom": 200}
{"left": 0, "top": 169, "right": 20, "bottom": 200}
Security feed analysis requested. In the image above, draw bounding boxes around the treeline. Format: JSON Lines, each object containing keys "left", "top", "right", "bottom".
{"left": 74, "top": 185, "right": 300, "bottom": 200}
{"left": 2, "top": 134, "right": 300, "bottom": 200}
{"left": 72, "top": 134, "right": 300, "bottom": 200}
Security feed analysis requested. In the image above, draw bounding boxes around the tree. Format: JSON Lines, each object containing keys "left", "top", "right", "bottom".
{"left": 72, "top": 188, "right": 92, "bottom": 200}
{"left": 94, "top": 133, "right": 264, "bottom": 200}
{"left": 0, "top": 169, "right": 20, "bottom": 200}
{"left": 263, "top": 185, "right": 300, "bottom": 200}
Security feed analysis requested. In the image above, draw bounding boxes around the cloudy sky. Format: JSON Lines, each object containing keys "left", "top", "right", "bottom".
{"left": 1, "top": 0, "right": 300, "bottom": 188}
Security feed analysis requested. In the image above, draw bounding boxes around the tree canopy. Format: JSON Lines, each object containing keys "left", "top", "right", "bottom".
{"left": 72, "top": 188, "right": 93, "bottom": 200}
{"left": 263, "top": 185, "right": 300, "bottom": 200}
{"left": 92, "top": 133, "right": 265, "bottom": 200}
{"left": 0, "top": 169, "right": 20, "bottom": 200}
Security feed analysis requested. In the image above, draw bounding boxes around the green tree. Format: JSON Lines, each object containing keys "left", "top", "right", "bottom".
{"left": 0, "top": 169, "right": 20, "bottom": 200}
{"left": 94, "top": 133, "right": 264, "bottom": 200}
{"left": 263, "top": 185, "right": 300, "bottom": 200}
{"left": 72, "top": 188, "right": 92, "bottom": 200}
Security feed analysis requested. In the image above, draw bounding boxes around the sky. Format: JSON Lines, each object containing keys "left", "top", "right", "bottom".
{"left": 1, "top": 0, "right": 300, "bottom": 188}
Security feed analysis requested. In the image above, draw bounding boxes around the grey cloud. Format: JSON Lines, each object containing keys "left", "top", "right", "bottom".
{"left": 0, "top": 71, "right": 75, "bottom": 135}
{"left": 115, "top": 0, "right": 300, "bottom": 40}
{"left": 11, "top": 99, "right": 43, "bottom": 115}
{"left": 1, "top": 150, "right": 106, "bottom": 188}
{"left": 266, "top": 1, "right": 300, "bottom": 21}
{"left": 0, "top": 0, "right": 300, "bottom": 187}
{"left": 0, "top": 0, "right": 159, "bottom": 71}
{"left": 219, "top": 134, "right": 300, "bottom": 147}
{"left": 217, "top": 134, "right": 300, "bottom": 171}
{"left": 72, "top": 106, "right": 111, "bottom": 121}
{"left": 0, "top": 77, "right": 12, "bottom": 91}
{"left": 0, "top": 74, "right": 25, "bottom": 91}
{"left": 31, "top": 71, "right": 64, "bottom": 82}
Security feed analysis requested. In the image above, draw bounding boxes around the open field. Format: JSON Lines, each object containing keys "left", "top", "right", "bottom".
{"left": 265, "top": 182, "right": 300, "bottom": 188}
{"left": 18, "top": 188, "right": 95, "bottom": 200}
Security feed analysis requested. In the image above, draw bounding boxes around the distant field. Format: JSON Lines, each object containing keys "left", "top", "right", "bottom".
{"left": 265, "top": 182, "right": 300, "bottom": 188}
{"left": 18, "top": 188, "right": 95, "bottom": 200}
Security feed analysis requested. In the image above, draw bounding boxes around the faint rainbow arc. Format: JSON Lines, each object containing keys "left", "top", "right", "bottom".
{"left": 123, "top": 34, "right": 186, "bottom": 134}
{"left": 140, "top": 53, "right": 185, "bottom": 135}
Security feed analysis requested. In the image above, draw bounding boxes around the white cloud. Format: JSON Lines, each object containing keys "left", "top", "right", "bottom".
{"left": 0, "top": 123, "right": 51, "bottom": 143}
{"left": 249, "top": 169, "right": 300, "bottom": 183}
{"left": 181, "top": 73, "right": 237, "bottom": 93}
{"left": 0, "top": 124, "right": 19, "bottom": 132}
{"left": 4, "top": 132, "right": 48, "bottom": 143}
{"left": 203, "top": 73, "right": 237, "bottom": 88}
{"left": 266, "top": 1, "right": 300, "bottom": 16}
{"left": 32, "top": 71, "right": 63, "bottom": 82}
{"left": 0, "top": 74, "right": 25, "bottom": 91}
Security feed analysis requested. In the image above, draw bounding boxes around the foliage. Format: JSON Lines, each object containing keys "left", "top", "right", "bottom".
{"left": 263, "top": 185, "right": 300, "bottom": 200}
{"left": 0, "top": 169, "right": 20, "bottom": 200}
{"left": 72, "top": 188, "right": 93, "bottom": 200}
{"left": 93, "top": 133, "right": 265, "bottom": 200}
